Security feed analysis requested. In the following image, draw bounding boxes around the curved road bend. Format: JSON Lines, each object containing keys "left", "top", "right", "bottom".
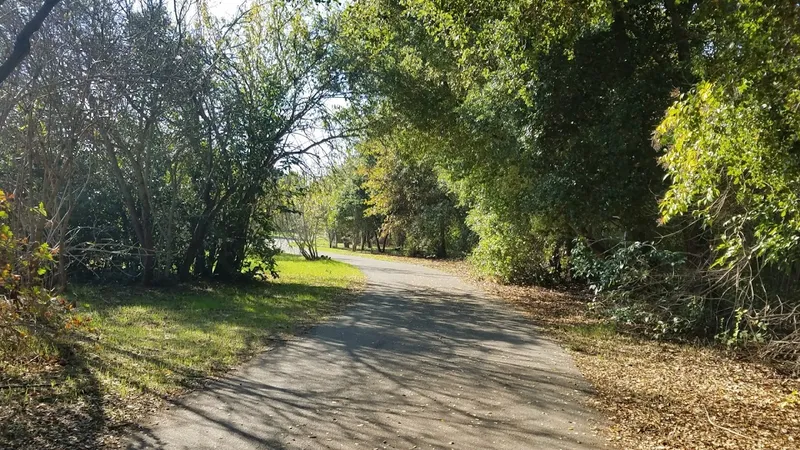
{"left": 127, "top": 252, "right": 606, "bottom": 450}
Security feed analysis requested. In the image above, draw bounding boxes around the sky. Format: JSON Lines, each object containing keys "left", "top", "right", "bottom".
{"left": 208, "top": 0, "right": 246, "bottom": 18}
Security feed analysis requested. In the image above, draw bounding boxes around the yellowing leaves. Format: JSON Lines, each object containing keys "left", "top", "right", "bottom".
{"left": 656, "top": 81, "right": 800, "bottom": 268}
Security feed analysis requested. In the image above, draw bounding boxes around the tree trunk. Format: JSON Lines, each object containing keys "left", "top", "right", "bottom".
{"left": 215, "top": 235, "right": 247, "bottom": 280}
{"left": 55, "top": 206, "right": 73, "bottom": 292}
{"left": 213, "top": 190, "right": 255, "bottom": 280}
{"left": 437, "top": 220, "right": 447, "bottom": 258}
{"left": 97, "top": 120, "right": 158, "bottom": 285}
{"left": 179, "top": 215, "right": 212, "bottom": 280}
{"left": 664, "top": 0, "right": 694, "bottom": 70}
{"left": 375, "top": 230, "right": 386, "bottom": 253}
{"left": 201, "top": 240, "right": 214, "bottom": 278}
{"left": 141, "top": 231, "right": 155, "bottom": 285}
{"left": 162, "top": 162, "right": 181, "bottom": 278}
{"left": 0, "top": 0, "right": 62, "bottom": 86}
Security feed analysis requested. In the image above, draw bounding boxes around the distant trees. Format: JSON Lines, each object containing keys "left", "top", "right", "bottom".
{"left": 277, "top": 176, "right": 328, "bottom": 261}
{"left": 359, "top": 133, "right": 473, "bottom": 258}
{"left": 305, "top": 132, "right": 474, "bottom": 259}
{"left": 330, "top": 168, "right": 381, "bottom": 252}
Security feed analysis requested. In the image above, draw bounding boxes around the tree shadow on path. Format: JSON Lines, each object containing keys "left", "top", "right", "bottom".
{"left": 127, "top": 276, "right": 606, "bottom": 450}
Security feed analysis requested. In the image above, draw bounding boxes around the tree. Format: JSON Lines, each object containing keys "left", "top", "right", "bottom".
{"left": 655, "top": 1, "right": 800, "bottom": 355}
{"left": 360, "top": 132, "right": 472, "bottom": 258}
{"left": 0, "top": 0, "right": 62, "bottom": 86}
{"left": 199, "top": 0, "right": 348, "bottom": 279}
{"left": 330, "top": 164, "right": 380, "bottom": 252}
{"left": 339, "top": 0, "right": 690, "bottom": 280}
{"left": 1, "top": 0, "right": 350, "bottom": 284}
{"left": 88, "top": 0, "right": 192, "bottom": 284}
{"left": 277, "top": 177, "right": 328, "bottom": 260}
{"left": 0, "top": 0, "right": 115, "bottom": 289}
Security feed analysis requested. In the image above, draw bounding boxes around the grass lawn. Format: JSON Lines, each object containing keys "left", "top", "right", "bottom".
{"left": 286, "top": 235, "right": 399, "bottom": 259}
{"left": 317, "top": 242, "right": 403, "bottom": 261}
{"left": 0, "top": 254, "right": 364, "bottom": 449}
{"left": 288, "top": 235, "right": 453, "bottom": 265}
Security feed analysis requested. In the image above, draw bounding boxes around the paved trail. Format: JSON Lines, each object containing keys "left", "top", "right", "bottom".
{"left": 127, "top": 253, "right": 605, "bottom": 450}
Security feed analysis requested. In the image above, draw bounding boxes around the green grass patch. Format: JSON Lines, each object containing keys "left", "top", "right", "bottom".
{"left": 569, "top": 322, "right": 618, "bottom": 339}
{"left": 282, "top": 234, "right": 462, "bottom": 264}
{"left": 0, "top": 254, "right": 364, "bottom": 448}
{"left": 74, "top": 254, "right": 363, "bottom": 396}
{"left": 290, "top": 235, "right": 413, "bottom": 262}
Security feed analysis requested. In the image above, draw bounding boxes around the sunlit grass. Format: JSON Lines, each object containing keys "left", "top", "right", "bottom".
{"left": 1, "top": 254, "right": 364, "bottom": 445}
{"left": 286, "top": 235, "right": 408, "bottom": 262}
{"left": 71, "top": 254, "right": 364, "bottom": 397}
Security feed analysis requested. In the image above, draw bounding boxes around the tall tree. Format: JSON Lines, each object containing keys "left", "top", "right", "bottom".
{"left": 0, "top": 0, "right": 62, "bottom": 85}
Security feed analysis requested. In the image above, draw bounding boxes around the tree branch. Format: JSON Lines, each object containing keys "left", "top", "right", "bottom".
{"left": 0, "top": 0, "right": 62, "bottom": 86}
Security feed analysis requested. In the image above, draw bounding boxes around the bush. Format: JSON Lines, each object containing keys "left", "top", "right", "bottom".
{"left": 0, "top": 190, "right": 74, "bottom": 361}
{"left": 572, "top": 238, "right": 800, "bottom": 373}
{"left": 467, "top": 211, "right": 567, "bottom": 285}
{"left": 571, "top": 239, "right": 711, "bottom": 339}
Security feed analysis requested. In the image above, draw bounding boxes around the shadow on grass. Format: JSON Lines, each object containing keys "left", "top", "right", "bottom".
{"left": 0, "top": 341, "right": 107, "bottom": 450}
{"left": 1, "top": 280, "right": 354, "bottom": 450}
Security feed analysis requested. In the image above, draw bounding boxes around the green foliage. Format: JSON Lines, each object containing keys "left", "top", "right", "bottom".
{"left": 649, "top": 1, "right": 800, "bottom": 356}
{"left": 359, "top": 133, "right": 473, "bottom": 258}
{"left": 0, "top": 191, "right": 75, "bottom": 359}
{"left": 660, "top": 99, "right": 799, "bottom": 269}
{"left": 467, "top": 209, "right": 563, "bottom": 284}
{"left": 277, "top": 176, "right": 330, "bottom": 260}
{"left": 658, "top": 2, "right": 800, "bottom": 263}
{"left": 330, "top": 167, "right": 381, "bottom": 249}
{"left": 340, "top": 0, "right": 689, "bottom": 281}
{"left": 572, "top": 240, "right": 686, "bottom": 295}
{"left": 715, "top": 307, "right": 768, "bottom": 349}
{"left": 658, "top": 82, "right": 800, "bottom": 268}
{"left": 571, "top": 239, "right": 707, "bottom": 339}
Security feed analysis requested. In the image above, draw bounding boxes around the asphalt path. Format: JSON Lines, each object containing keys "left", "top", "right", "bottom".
{"left": 126, "top": 250, "right": 605, "bottom": 450}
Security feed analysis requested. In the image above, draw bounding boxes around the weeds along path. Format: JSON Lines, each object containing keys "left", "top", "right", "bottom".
{"left": 127, "top": 253, "right": 606, "bottom": 450}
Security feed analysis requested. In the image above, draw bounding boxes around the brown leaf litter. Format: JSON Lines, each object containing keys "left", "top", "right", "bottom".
{"left": 423, "top": 258, "right": 800, "bottom": 450}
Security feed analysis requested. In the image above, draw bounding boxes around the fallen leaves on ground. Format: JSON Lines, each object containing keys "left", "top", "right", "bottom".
{"left": 571, "top": 336, "right": 799, "bottom": 450}
{"left": 423, "top": 258, "right": 800, "bottom": 450}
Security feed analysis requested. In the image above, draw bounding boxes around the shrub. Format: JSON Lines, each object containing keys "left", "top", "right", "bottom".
{"left": 0, "top": 190, "right": 74, "bottom": 361}
{"left": 467, "top": 211, "right": 566, "bottom": 285}
{"left": 571, "top": 239, "right": 711, "bottom": 339}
